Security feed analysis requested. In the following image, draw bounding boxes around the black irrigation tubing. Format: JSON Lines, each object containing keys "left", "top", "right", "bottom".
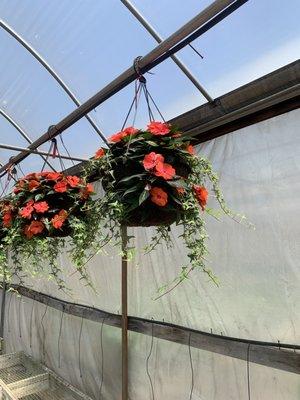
{"left": 8, "top": 285, "right": 300, "bottom": 351}
{"left": 188, "top": 332, "right": 194, "bottom": 400}
{"left": 57, "top": 305, "right": 65, "bottom": 369}
{"left": 146, "top": 321, "right": 155, "bottom": 400}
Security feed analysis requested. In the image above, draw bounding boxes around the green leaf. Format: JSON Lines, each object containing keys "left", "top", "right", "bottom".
{"left": 122, "top": 185, "right": 142, "bottom": 197}
{"left": 145, "top": 140, "right": 159, "bottom": 147}
{"left": 166, "top": 179, "right": 188, "bottom": 189}
{"left": 119, "top": 173, "right": 146, "bottom": 183}
{"left": 138, "top": 190, "right": 150, "bottom": 205}
{"left": 34, "top": 193, "right": 45, "bottom": 201}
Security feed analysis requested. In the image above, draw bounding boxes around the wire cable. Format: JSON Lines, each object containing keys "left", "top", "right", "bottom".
{"left": 18, "top": 295, "right": 22, "bottom": 339}
{"left": 99, "top": 316, "right": 106, "bottom": 398}
{"left": 247, "top": 343, "right": 251, "bottom": 400}
{"left": 6, "top": 292, "right": 13, "bottom": 333}
{"left": 29, "top": 299, "right": 35, "bottom": 349}
{"left": 188, "top": 332, "right": 194, "bottom": 400}
{"left": 78, "top": 315, "right": 84, "bottom": 379}
{"left": 41, "top": 302, "right": 48, "bottom": 362}
{"left": 57, "top": 306, "right": 65, "bottom": 368}
{"left": 146, "top": 321, "right": 155, "bottom": 400}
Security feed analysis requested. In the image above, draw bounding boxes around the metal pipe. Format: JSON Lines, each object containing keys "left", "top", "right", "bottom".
{"left": 0, "top": 143, "right": 87, "bottom": 162}
{"left": 0, "top": 108, "right": 56, "bottom": 171}
{"left": 120, "top": 0, "right": 213, "bottom": 102}
{"left": 0, "top": 19, "right": 108, "bottom": 145}
{"left": 0, "top": 0, "right": 242, "bottom": 174}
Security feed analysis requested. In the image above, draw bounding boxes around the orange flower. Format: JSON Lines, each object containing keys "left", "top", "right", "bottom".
{"left": 172, "top": 133, "right": 182, "bottom": 138}
{"left": 176, "top": 187, "right": 185, "bottom": 195}
{"left": 147, "top": 121, "right": 170, "bottom": 136}
{"left": 24, "top": 221, "right": 45, "bottom": 238}
{"left": 150, "top": 187, "right": 168, "bottom": 207}
{"left": 80, "top": 183, "right": 94, "bottom": 199}
{"left": 186, "top": 144, "right": 195, "bottom": 155}
{"left": 51, "top": 209, "right": 68, "bottom": 229}
{"left": 54, "top": 181, "right": 68, "bottom": 193}
{"left": 123, "top": 126, "right": 139, "bottom": 137}
{"left": 66, "top": 175, "right": 80, "bottom": 188}
{"left": 142, "top": 152, "right": 164, "bottom": 170}
{"left": 33, "top": 201, "right": 49, "bottom": 214}
{"left": 45, "top": 172, "right": 62, "bottom": 181}
{"left": 2, "top": 211, "right": 12, "bottom": 227}
{"left": 94, "top": 148, "right": 105, "bottom": 159}
{"left": 193, "top": 185, "right": 208, "bottom": 210}
{"left": 28, "top": 180, "right": 40, "bottom": 191}
{"left": 19, "top": 200, "right": 34, "bottom": 219}
{"left": 109, "top": 126, "right": 139, "bottom": 143}
{"left": 24, "top": 173, "right": 40, "bottom": 180}
{"left": 154, "top": 162, "right": 176, "bottom": 180}
{"left": 13, "top": 179, "right": 25, "bottom": 194}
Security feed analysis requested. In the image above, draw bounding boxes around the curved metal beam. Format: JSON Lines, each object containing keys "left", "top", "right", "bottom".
{"left": 0, "top": 108, "right": 55, "bottom": 171}
{"left": 0, "top": 19, "right": 108, "bottom": 145}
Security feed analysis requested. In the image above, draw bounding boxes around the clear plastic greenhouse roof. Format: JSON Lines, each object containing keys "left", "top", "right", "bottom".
{"left": 0, "top": 0, "right": 299, "bottom": 175}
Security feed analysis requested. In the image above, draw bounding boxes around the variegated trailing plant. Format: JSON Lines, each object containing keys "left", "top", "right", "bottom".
{"left": 86, "top": 121, "right": 248, "bottom": 298}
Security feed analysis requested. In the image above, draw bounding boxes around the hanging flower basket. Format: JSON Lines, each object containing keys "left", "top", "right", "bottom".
{"left": 88, "top": 120, "right": 248, "bottom": 298}
{"left": 10, "top": 172, "right": 93, "bottom": 238}
{"left": 0, "top": 171, "right": 106, "bottom": 289}
{"left": 97, "top": 122, "right": 195, "bottom": 227}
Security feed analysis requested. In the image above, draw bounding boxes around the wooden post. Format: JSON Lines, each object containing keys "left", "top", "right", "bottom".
{"left": 121, "top": 226, "right": 128, "bottom": 400}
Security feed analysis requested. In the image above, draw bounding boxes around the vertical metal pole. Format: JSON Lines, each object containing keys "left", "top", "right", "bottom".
{"left": 121, "top": 225, "right": 128, "bottom": 400}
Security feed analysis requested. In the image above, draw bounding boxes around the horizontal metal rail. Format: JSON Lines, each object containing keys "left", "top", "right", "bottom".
{"left": 6, "top": 284, "right": 300, "bottom": 375}
{"left": 0, "top": 143, "right": 87, "bottom": 163}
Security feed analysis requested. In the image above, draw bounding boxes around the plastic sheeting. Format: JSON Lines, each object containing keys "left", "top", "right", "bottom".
{"left": 2, "top": 109, "right": 300, "bottom": 399}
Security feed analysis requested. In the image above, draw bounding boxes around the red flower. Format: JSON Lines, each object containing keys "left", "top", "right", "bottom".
{"left": 66, "top": 175, "right": 80, "bottom": 188}
{"left": 187, "top": 144, "right": 195, "bottom": 155}
{"left": 2, "top": 211, "right": 12, "bottom": 227}
{"left": 24, "top": 221, "right": 45, "bottom": 238}
{"left": 33, "top": 201, "right": 49, "bottom": 214}
{"left": 147, "top": 121, "right": 170, "bottom": 136}
{"left": 54, "top": 180, "right": 68, "bottom": 193}
{"left": 154, "top": 162, "right": 176, "bottom": 180}
{"left": 142, "top": 152, "right": 164, "bottom": 170}
{"left": 19, "top": 200, "right": 34, "bottom": 219}
{"left": 51, "top": 210, "right": 68, "bottom": 229}
{"left": 24, "top": 173, "right": 40, "bottom": 180}
{"left": 176, "top": 187, "right": 185, "bottom": 195}
{"left": 123, "top": 126, "right": 139, "bottom": 137}
{"left": 13, "top": 180, "right": 25, "bottom": 194}
{"left": 109, "top": 126, "right": 139, "bottom": 143}
{"left": 45, "top": 172, "right": 62, "bottom": 181}
{"left": 150, "top": 187, "right": 168, "bottom": 207}
{"left": 193, "top": 185, "right": 208, "bottom": 210}
{"left": 28, "top": 180, "right": 40, "bottom": 191}
{"left": 80, "top": 183, "right": 94, "bottom": 199}
{"left": 94, "top": 148, "right": 105, "bottom": 159}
